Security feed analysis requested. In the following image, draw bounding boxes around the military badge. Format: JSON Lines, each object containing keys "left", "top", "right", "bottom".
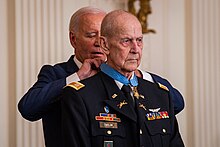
{"left": 104, "top": 106, "right": 110, "bottom": 113}
{"left": 104, "top": 141, "right": 113, "bottom": 147}
{"left": 95, "top": 113, "right": 121, "bottom": 122}
{"left": 149, "top": 108, "right": 160, "bottom": 112}
{"left": 132, "top": 86, "right": 140, "bottom": 99}
{"left": 117, "top": 100, "right": 128, "bottom": 109}
{"left": 111, "top": 94, "right": 117, "bottom": 99}
{"left": 139, "top": 103, "right": 147, "bottom": 110}
{"left": 99, "top": 122, "right": 118, "bottom": 129}
{"left": 65, "top": 81, "right": 85, "bottom": 90}
{"left": 158, "top": 83, "right": 169, "bottom": 91}
{"left": 146, "top": 110, "right": 169, "bottom": 121}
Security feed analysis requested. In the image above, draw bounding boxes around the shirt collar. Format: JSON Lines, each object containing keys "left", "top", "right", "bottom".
{"left": 138, "top": 69, "right": 154, "bottom": 83}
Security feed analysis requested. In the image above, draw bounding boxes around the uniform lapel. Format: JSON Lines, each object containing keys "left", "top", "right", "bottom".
{"left": 135, "top": 78, "right": 150, "bottom": 127}
{"left": 100, "top": 72, "right": 137, "bottom": 122}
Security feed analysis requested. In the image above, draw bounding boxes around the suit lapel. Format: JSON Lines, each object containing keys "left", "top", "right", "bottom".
{"left": 100, "top": 72, "right": 137, "bottom": 122}
{"left": 66, "top": 55, "right": 79, "bottom": 74}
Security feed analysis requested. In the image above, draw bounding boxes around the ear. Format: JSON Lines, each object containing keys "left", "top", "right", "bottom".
{"left": 69, "top": 31, "right": 77, "bottom": 48}
{"left": 99, "top": 36, "right": 110, "bottom": 55}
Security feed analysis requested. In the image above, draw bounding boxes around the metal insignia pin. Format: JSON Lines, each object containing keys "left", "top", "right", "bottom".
{"left": 149, "top": 108, "right": 161, "bottom": 112}
{"left": 139, "top": 94, "right": 145, "bottom": 99}
{"left": 104, "top": 106, "right": 110, "bottom": 113}
{"left": 139, "top": 103, "right": 147, "bottom": 110}
{"left": 112, "top": 94, "right": 117, "bottom": 99}
{"left": 117, "top": 100, "right": 128, "bottom": 109}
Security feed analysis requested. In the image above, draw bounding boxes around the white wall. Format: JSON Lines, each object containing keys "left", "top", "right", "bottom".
{"left": 0, "top": 0, "right": 9, "bottom": 146}
{"left": 191, "top": 0, "right": 220, "bottom": 146}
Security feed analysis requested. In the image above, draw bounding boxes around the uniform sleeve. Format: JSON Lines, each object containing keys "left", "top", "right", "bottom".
{"left": 170, "top": 87, "right": 184, "bottom": 114}
{"left": 158, "top": 78, "right": 184, "bottom": 114}
{"left": 61, "top": 87, "right": 91, "bottom": 147}
{"left": 149, "top": 72, "right": 185, "bottom": 114}
{"left": 17, "top": 65, "right": 67, "bottom": 121}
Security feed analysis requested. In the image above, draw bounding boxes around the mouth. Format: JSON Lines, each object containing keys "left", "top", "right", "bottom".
{"left": 127, "top": 58, "right": 138, "bottom": 61}
{"left": 92, "top": 52, "right": 104, "bottom": 55}
{"left": 91, "top": 52, "right": 105, "bottom": 58}
{"left": 126, "top": 59, "right": 139, "bottom": 64}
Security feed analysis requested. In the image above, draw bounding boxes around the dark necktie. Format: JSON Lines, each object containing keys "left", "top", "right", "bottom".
{"left": 121, "top": 85, "right": 135, "bottom": 107}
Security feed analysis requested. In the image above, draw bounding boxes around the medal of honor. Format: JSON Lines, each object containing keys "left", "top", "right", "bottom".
{"left": 133, "top": 86, "right": 140, "bottom": 99}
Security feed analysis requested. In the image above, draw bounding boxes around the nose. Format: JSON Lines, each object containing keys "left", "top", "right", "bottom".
{"left": 94, "top": 36, "right": 100, "bottom": 47}
{"left": 130, "top": 41, "right": 139, "bottom": 53}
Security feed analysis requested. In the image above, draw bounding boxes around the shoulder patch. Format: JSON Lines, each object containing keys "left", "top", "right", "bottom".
{"left": 158, "top": 83, "right": 169, "bottom": 91}
{"left": 65, "top": 81, "right": 85, "bottom": 90}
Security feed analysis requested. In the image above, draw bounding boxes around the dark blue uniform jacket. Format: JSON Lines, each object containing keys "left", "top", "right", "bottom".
{"left": 61, "top": 71, "right": 184, "bottom": 147}
{"left": 18, "top": 55, "right": 184, "bottom": 147}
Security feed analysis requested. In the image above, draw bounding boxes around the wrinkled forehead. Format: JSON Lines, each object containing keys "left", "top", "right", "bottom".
{"left": 80, "top": 13, "right": 105, "bottom": 23}
{"left": 79, "top": 13, "right": 105, "bottom": 30}
{"left": 113, "top": 19, "right": 142, "bottom": 38}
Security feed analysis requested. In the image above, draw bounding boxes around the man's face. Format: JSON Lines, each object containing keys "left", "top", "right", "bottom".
{"left": 106, "top": 18, "right": 143, "bottom": 76}
{"left": 72, "top": 13, "right": 106, "bottom": 63}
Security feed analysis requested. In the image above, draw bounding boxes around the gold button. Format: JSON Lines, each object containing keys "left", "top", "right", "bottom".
{"left": 107, "top": 130, "right": 112, "bottom": 135}
{"left": 162, "top": 129, "right": 166, "bottom": 133}
{"left": 140, "top": 129, "right": 143, "bottom": 135}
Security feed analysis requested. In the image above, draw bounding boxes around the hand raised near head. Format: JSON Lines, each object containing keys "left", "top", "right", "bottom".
{"left": 77, "top": 58, "right": 104, "bottom": 80}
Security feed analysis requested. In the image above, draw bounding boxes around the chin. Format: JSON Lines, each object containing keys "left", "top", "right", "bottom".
{"left": 125, "top": 66, "right": 138, "bottom": 73}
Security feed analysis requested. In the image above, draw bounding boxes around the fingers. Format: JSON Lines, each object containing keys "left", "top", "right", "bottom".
{"left": 89, "top": 58, "right": 104, "bottom": 70}
{"left": 77, "top": 58, "right": 105, "bottom": 80}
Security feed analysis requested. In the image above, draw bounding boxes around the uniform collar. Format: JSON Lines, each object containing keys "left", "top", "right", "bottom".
{"left": 100, "top": 63, "right": 138, "bottom": 87}
{"left": 138, "top": 69, "right": 154, "bottom": 83}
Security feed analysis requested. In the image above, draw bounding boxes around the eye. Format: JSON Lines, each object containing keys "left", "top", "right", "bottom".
{"left": 122, "top": 38, "right": 130, "bottom": 43}
{"left": 121, "top": 38, "right": 132, "bottom": 46}
{"left": 86, "top": 32, "right": 97, "bottom": 38}
{"left": 136, "top": 37, "right": 143, "bottom": 46}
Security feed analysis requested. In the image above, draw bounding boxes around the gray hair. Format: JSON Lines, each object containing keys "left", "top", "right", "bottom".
{"left": 69, "top": 6, "right": 106, "bottom": 33}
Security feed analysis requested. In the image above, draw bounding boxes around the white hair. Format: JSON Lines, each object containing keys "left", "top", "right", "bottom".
{"left": 69, "top": 6, "right": 106, "bottom": 33}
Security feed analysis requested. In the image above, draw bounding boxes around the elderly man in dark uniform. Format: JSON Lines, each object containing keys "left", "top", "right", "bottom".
{"left": 61, "top": 9, "right": 184, "bottom": 147}
{"left": 18, "top": 6, "right": 184, "bottom": 147}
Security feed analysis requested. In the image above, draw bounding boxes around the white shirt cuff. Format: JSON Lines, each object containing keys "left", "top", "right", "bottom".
{"left": 66, "top": 72, "right": 80, "bottom": 85}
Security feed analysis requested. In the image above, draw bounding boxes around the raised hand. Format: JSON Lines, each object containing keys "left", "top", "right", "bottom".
{"left": 77, "top": 58, "right": 105, "bottom": 80}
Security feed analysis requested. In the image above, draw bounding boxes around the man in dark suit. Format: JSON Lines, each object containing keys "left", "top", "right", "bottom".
{"left": 61, "top": 9, "right": 184, "bottom": 147}
{"left": 18, "top": 7, "right": 107, "bottom": 147}
{"left": 18, "top": 6, "right": 184, "bottom": 147}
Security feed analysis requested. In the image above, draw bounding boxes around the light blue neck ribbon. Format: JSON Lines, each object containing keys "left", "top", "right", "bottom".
{"left": 100, "top": 63, "right": 138, "bottom": 86}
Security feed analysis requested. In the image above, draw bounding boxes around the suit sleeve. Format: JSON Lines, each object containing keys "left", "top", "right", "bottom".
{"left": 61, "top": 87, "right": 91, "bottom": 147}
{"left": 18, "top": 65, "right": 67, "bottom": 121}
